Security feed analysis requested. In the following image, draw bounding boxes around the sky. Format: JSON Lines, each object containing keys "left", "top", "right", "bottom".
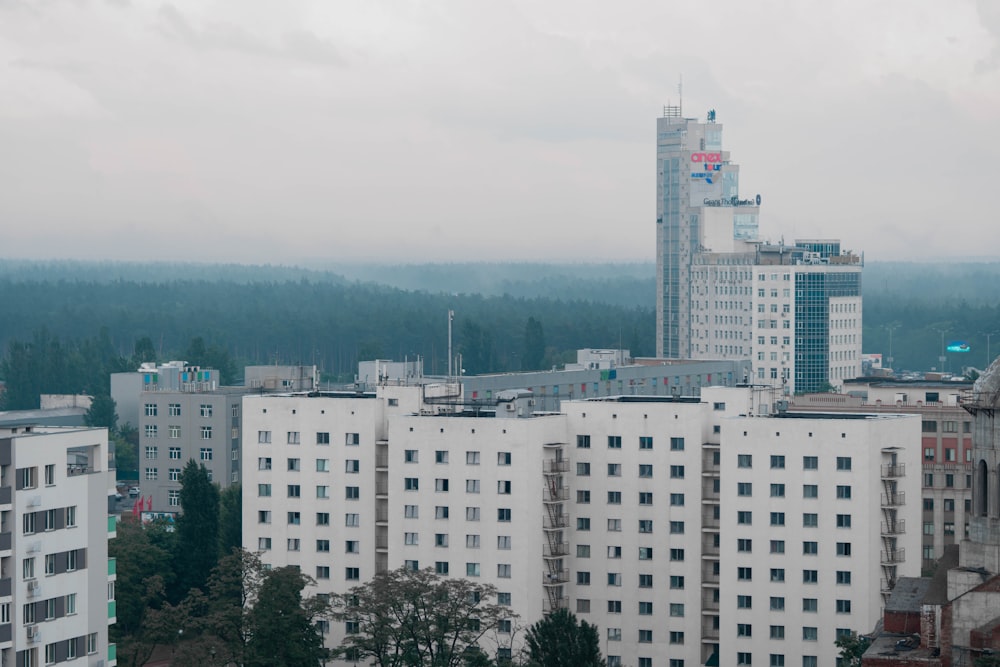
{"left": 1, "top": 0, "right": 999, "bottom": 264}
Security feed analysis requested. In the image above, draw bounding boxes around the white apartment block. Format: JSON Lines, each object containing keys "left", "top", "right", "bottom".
{"left": 243, "top": 384, "right": 920, "bottom": 666}
{"left": 0, "top": 425, "right": 117, "bottom": 667}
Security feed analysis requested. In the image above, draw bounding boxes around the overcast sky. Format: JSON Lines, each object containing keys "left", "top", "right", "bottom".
{"left": 2, "top": 0, "right": 998, "bottom": 264}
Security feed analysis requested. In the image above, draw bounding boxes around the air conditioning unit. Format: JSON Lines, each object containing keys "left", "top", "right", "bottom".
{"left": 26, "top": 625, "right": 39, "bottom": 642}
{"left": 27, "top": 496, "right": 41, "bottom": 507}
{"left": 26, "top": 541, "right": 41, "bottom": 554}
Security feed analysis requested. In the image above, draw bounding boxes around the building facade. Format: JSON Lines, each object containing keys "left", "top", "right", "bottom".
{"left": 243, "top": 384, "right": 920, "bottom": 666}
{"left": 0, "top": 425, "right": 117, "bottom": 667}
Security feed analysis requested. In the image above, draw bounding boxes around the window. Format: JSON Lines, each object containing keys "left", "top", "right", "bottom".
{"left": 607, "top": 519, "right": 621, "bottom": 532}
{"left": 836, "top": 514, "right": 852, "bottom": 528}
{"left": 316, "top": 512, "right": 330, "bottom": 525}
{"left": 638, "top": 519, "right": 653, "bottom": 533}
{"left": 576, "top": 463, "right": 590, "bottom": 476}
{"left": 435, "top": 450, "right": 449, "bottom": 464}
{"left": 466, "top": 451, "right": 480, "bottom": 465}
{"left": 639, "top": 547, "right": 653, "bottom": 560}
{"left": 670, "top": 465, "right": 685, "bottom": 479}
{"left": 435, "top": 479, "right": 449, "bottom": 492}
{"left": 803, "top": 455, "right": 818, "bottom": 469}
{"left": 638, "top": 573, "right": 653, "bottom": 588}
{"left": 769, "top": 656, "right": 784, "bottom": 667}
{"left": 201, "top": 426, "right": 213, "bottom": 440}
{"left": 670, "top": 493, "right": 684, "bottom": 506}
{"left": 23, "top": 513, "right": 35, "bottom": 535}
{"left": 287, "top": 512, "right": 300, "bottom": 525}
{"left": 640, "top": 436, "right": 653, "bottom": 450}
{"left": 670, "top": 548, "right": 684, "bottom": 561}
{"left": 316, "top": 485, "right": 330, "bottom": 499}
{"left": 466, "top": 534, "right": 481, "bottom": 548}
{"left": 345, "top": 459, "right": 360, "bottom": 473}
{"left": 737, "top": 511, "right": 752, "bottom": 525}
{"left": 145, "top": 467, "right": 158, "bottom": 480}
{"left": 433, "top": 506, "right": 448, "bottom": 519}
{"left": 497, "top": 480, "right": 511, "bottom": 494}
{"left": 670, "top": 437, "right": 684, "bottom": 450}
{"left": 738, "top": 623, "right": 752, "bottom": 637}
{"left": 803, "top": 513, "right": 818, "bottom": 527}
{"left": 287, "top": 484, "right": 301, "bottom": 498}
{"left": 345, "top": 486, "right": 360, "bottom": 500}
{"left": 466, "top": 563, "right": 480, "bottom": 577}
{"left": 497, "top": 508, "right": 511, "bottom": 522}
{"left": 576, "top": 544, "right": 590, "bottom": 558}
{"left": 770, "top": 483, "right": 786, "bottom": 497}
{"left": 638, "top": 464, "right": 653, "bottom": 478}
{"left": 836, "top": 599, "right": 852, "bottom": 614}
{"left": 466, "top": 507, "right": 480, "bottom": 521}
{"left": 669, "top": 575, "right": 683, "bottom": 589}
{"left": 771, "top": 455, "right": 785, "bottom": 469}
{"left": 167, "top": 403, "right": 181, "bottom": 417}
{"left": 346, "top": 567, "right": 360, "bottom": 580}
{"left": 639, "top": 601, "right": 653, "bottom": 615}
{"left": 639, "top": 492, "right": 653, "bottom": 505}
{"left": 67, "top": 550, "right": 77, "bottom": 571}
{"left": 577, "top": 490, "right": 591, "bottom": 503}
{"left": 258, "top": 510, "right": 272, "bottom": 524}
{"left": 576, "top": 517, "right": 591, "bottom": 531}
{"left": 200, "top": 447, "right": 213, "bottom": 460}
{"left": 315, "top": 431, "right": 330, "bottom": 445}
{"left": 576, "top": 435, "right": 591, "bottom": 448}
{"left": 737, "top": 595, "right": 752, "bottom": 609}
{"left": 145, "top": 424, "right": 158, "bottom": 439}
{"left": 405, "top": 477, "right": 419, "bottom": 491}
{"left": 199, "top": 404, "right": 213, "bottom": 418}
{"left": 922, "top": 420, "right": 937, "bottom": 433}
{"left": 608, "top": 436, "right": 622, "bottom": 449}
{"left": 738, "top": 538, "right": 753, "bottom": 553}
{"left": 607, "top": 627, "right": 621, "bottom": 640}
{"left": 670, "top": 520, "right": 684, "bottom": 534}
{"left": 803, "top": 598, "right": 818, "bottom": 612}
{"left": 669, "top": 603, "right": 684, "bottom": 617}
{"left": 803, "top": 484, "right": 818, "bottom": 498}
{"left": 836, "top": 542, "right": 852, "bottom": 556}
{"left": 607, "top": 464, "right": 621, "bottom": 477}
{"left": 770, "top": 512, "right": 785, "bottom": 526}
{"left": 803, "top": 570, "right": 818, "bottom": 584}
{"left": 316, "top": 566, "right": 330, "bottom": 579}
{"left": 738, "top": 567, "right": 752, "bottom": 581}
{"left": 607, "top": 491, "right": 621, "bottom": 505}
{"left": 836, "top": 485, "right": 852, "bottom": 499}
{"left": 836, "top": 456, "right": 852, "bottom": 470}
{"left": 435, "top": 562, "right": 449, "bottom": 575}
{"left": 640, "top": 629, "right": 654, "bottom": 644}
{"left": 404, "top": 532, "right": 419, "bottom": 546}
{"left": 771, "top": 568, "right": 785, "bottom": 582}
{"left": 738, "top": 482, "right": 753, "bottom": 496}
{"left": 770, "top": 596, "right": 785, "bottom": 611}
{"left": 258, "top": 483, "right": 272, "bottom": 497}
{"left": 738, "top": 454, "right": 752, "bottom": 468}
{"left": 168, "top": 490, "right": 180, "bottom": 506}
{"left": 836, "top": 570, "right": 852, "bottom": 585}
{"left": 803, "top": 541, "right": 818, "bottom": 555}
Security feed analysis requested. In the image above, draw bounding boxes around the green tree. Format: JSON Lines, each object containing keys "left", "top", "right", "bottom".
{"left": 110, "top": 518, "right": 177, "bottom": 667}
{"left": 85, "top": 394, "right": 118, "bottom": 431}
{"left": 522, "top": 317, "right": 545, "bottom": 371}
{"left": 460, "top": 319, "right": 496, "bottom": 376}
{"left": 835, "top": 631, "right": 871, "bottom": 667}
{"left": 218, "top": 483, "right": 242, "bottom": 557}
{"left": 246, "top": 566, "right": 329, "bottom": 667}
{"left": 524, "top": 608, "right": 604, "bottom": 667}
{"left": 185, "top": 336, "right": 237, "bottom": 385}
{"left": 332, "top": 566, "right": 514, "bottom": 667}
{"left": 115, "top": 423, "right": 139, "bottom": 477}
{"left": 133, "top": 336, "right": 157, "bottom": 364}
{"left": 175, "top": 461, "right": 220, "bottom": 599}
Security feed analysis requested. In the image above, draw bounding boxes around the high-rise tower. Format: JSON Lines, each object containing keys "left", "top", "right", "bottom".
{"left": 656, "top": 106, "right": 759, "bottom": 359}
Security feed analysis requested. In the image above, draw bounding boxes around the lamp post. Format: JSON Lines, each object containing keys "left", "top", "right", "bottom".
{"left": 885, "top": 324, "right": 898, "bottom": 372}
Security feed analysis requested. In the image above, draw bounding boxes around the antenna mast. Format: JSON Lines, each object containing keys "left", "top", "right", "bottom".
{"left": 678, "top": 75, "right": 683, "bottom": 116}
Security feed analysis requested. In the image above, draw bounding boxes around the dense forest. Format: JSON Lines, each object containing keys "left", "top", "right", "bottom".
{"left": 0, "top": 259, "right": 997, "bottom": 410}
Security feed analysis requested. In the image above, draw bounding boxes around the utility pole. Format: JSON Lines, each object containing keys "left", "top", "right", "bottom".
{"left": 447, "top": 310, "right": 454, "bottom": 378}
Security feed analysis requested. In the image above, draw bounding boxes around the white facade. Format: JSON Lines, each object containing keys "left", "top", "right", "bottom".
{"left": 0, "top": 425, "right": 116, "bottom": 667}
{"left": 242, "top": 385, "right": 920, "bottom": 666}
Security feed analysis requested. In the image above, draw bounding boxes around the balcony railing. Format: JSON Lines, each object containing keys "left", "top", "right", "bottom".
{"left": 881, "top": 520, "right": 906, "bottom": 535}
{"left": 881, "top": 463, "right": 905, "bottom": 478}
{"left": 108, "top": 558, "right": 117, "bottom": 577}
{"left": 543, "top": 487, "right": 569, "bottom": 502}
{"left": 107, "top": 515, "right": 117, "bottom": 536}
{"left": 881, "top": 549, "right": 905, "bottom": 564}
{"left": 543, "top": 542, "right": 568, "bottom": 558}
{"left": 543, "top": 460, "right": 569, "bottom": 474}
{"left": 881, "top": 492, "right": 905, "bottom": 507}
{"left": 543, "top": 514, "right": 568, "bottom": 530}
{"left": 375, "top": 454, "right": 389, "bottom": 469}
{"left": 108, "top": 600, "right": 116, "bottom": 620}
{"left": 542, "top": 570, "right": 569, "bottom": 585}
{"left": 543, "top": 596, "right": 568, "bottom": 613}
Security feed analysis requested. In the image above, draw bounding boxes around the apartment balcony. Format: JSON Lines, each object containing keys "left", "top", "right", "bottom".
{"left": 107, "top": 515, "right": 117, "bottom": 537}
{"left": 701, "top": 479, "right": 719, "bottom": 502}
{"left": 108, "top": 600, "right": 116, "bottom": 621}
{"left": 881, "top": 492, "right": 905, "bottom": 507}
{"left": 375, "top": 481, "right": 389, "bottom": 498}
{"left": 375, "top": 508, "right": 389, "bottom": 524}
{"left": 881, "top": 549, "right": 906, "bottom": 564}
{"left": 0, "top": 578, "right": 9, "bottom": 597}
{"left": 880, "top": 578, "right": 898, "bottom": 593}
{"left": 108, "top": 557, "right": 117, "bottom": 578}
{"left": 543, "top": 486, "right": 569, "bottom": 502}
{"left": 701, "top": 561, "right": 720, "bottom": 584}
{"left": 702, "top": 449, "right": 720, "bottom": 474}
{"left": 109, "top": 642, "right": 117, "bottom": 666}
{"left": 0, "top": 487, "right": 10, "bottom": 505}
{"left": 543, "top": 596, "right": 569, "bottom": 613}
{"left": 701, "top": 507, "right": 720, "bottom": 530}
{"left": 701, "top": 589, "right": 720, "bottom": 612}
{"left": 543, "top": 570, "right": 569, "bottom": 586}
{"left": 543, "top": 542, "right": 569, "bottom": 558}
{"left": 701, "top": 618, "right": 720, "bottom": 641}
{"left": 375, "top": 535, "right": 388, "bottom": 551}
{"left": 543, "top": 460, "right": 569, "bottom": 474}
{"left": 0, "top": 532, "right": 10, "bottom": 554}
{"left": 543, "top": 513, "right": 568, "bottom": 530}
{"left": 701, "top": 535, "right": 720, "bottom": 557}
{"left": 375, "top": 453, "right": 389, "bottom": 470}
{"left": 0, "top": 623, "right": 10, "bottom": 645}
{"left": 881, "top": 463, "right": 905, "bottom": 478}
{"left": 880, "top": 520, "right": 906, "bottom": 535}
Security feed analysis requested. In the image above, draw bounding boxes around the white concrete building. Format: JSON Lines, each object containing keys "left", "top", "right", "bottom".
{"left": 243, "top": 384, "right": 920, "bottom": 666}
{"left": 0, "top": 425, "right": 117, "bottom": 667}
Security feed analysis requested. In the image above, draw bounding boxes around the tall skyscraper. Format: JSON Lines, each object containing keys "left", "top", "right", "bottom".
{"left": 656, "top": 106, "right": 759, "bottom": 360}
{"left": 656, "top": 108, "right": 862, "bottom": 394}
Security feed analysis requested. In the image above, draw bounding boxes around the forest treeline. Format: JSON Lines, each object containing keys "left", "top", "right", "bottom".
{"left": 0, "top": 259, "right": 997, "bottom": 410}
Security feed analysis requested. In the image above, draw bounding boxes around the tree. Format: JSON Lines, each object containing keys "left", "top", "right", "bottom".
{"left": 835, "top": 631, "right": 871, "bottom": 667}
{"left": 245, "top": 566, "right": 329, "bottom": 667}
{"left": 218, "top": 483, "right": 242, "bottom": 557}
{"left": 332, "top": 567, "right": 514, "bottom": 667}
{"left": 115, "top": 423, "right": 139, "bottom": 477}
{"left": 133, "top": 336, "right": 157, "bottom": 364}
{"left": 523, "top": 318, "right": 545, "bottom": 371}
{"left": 524, "top": 608, "right": 604, "bottom": 667}
{"left": 174, "top": 461, "right": 220, "bottom": 599}
{"left": 85, "top": 394, "right": 118, "bottom": 431}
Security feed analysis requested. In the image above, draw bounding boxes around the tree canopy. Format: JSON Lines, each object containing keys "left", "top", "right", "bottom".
{"left": 524, "top": 608, "right": 604, "bottom": 667}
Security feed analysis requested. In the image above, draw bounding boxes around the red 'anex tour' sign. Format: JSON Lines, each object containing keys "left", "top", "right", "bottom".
{"left": 690, "top": 152, "right": 722, "bottom": 162}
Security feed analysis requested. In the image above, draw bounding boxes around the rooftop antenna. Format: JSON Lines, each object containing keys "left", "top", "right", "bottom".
{"left": 447, "top": 310, "right": 454, "bottom": 378}
{"left": 678, "top": 74, "right": 683, "bottom": 116}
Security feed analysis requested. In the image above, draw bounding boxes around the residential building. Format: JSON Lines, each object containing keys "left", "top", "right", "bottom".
{"left": 0, "top": 425, "right": 117, "bottom": 667}
{"left": 243, "top": 382, "right": 921, "bottom": 666}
